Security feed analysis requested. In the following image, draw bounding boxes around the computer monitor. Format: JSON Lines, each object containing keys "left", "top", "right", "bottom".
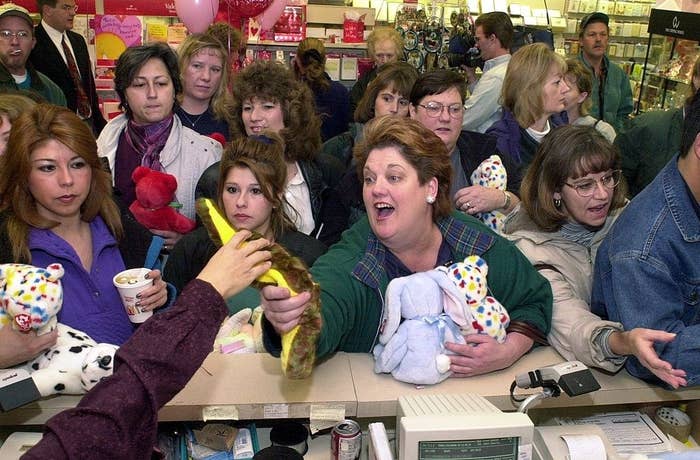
{"left": 397, "top": 394, "right": 534, "bottom": 460}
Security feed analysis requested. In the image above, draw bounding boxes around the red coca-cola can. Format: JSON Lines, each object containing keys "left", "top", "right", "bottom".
{"left": 330, "top": 419, "right": 361, "bottom": 460}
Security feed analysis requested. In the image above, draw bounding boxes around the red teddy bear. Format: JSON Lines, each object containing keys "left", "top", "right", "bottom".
{"left": 129, "top": 166, "right": 196, "bottom": 234}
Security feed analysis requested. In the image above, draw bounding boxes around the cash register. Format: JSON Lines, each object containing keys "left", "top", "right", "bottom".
{"left": 370, "top": 362, "right": 619, "bottom": 460}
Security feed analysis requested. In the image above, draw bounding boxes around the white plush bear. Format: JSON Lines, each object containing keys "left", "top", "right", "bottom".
{"left": 0, "top": 263, "right": 118, "bottom": 397}
{"left": 0, "top": 263, "right": 63, "bottom": 334}
{"left": 437, "top": 255, "right": 510, "bottom": 343}
{"left": 373, "top": 269, "right": 470, "bottom": 385}
{"left": 470, "top": 154, "right": 508, "bottom": 232}
{"left": 373, "top": 256, "right": 510, "bottom": 385}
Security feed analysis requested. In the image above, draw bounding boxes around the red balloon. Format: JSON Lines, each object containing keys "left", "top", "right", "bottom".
{"left": 215, "top": 11, "right": 243, "bottom": 28}
{"left": 226, "top": 0, "right": 272, "bottom": 18}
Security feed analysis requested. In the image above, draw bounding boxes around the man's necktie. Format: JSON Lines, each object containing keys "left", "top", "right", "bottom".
{"left": 61, "top": 35, "right": 91, "bottom": 119}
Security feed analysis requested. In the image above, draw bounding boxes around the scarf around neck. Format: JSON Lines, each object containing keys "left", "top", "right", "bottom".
{"left": 558, "top": 221, "right": 598, "bottom": 248}
{"left": 125, "top": 114, "right": 174, "bottom": 172}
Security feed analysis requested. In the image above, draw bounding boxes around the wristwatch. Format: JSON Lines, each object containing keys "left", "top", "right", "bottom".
{"left": 501, "top": 191, "right": 512, "bottom": 210}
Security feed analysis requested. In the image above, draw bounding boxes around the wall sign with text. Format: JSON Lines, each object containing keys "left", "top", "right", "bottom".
{"left": 102, "top": 0, "right": 178, "bottom": 16}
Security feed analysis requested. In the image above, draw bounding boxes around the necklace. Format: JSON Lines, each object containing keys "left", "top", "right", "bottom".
{"left": 179, "top": 109, "right": 206, "bottom": 129}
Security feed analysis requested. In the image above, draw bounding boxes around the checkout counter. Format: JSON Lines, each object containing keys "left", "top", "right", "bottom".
{"left": 1, "top": 347, "right": 699, "bottom": 458}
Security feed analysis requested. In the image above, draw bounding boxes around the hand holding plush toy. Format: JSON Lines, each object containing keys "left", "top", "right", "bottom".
{"left": 373, "top": 269, "right": 469, "bottom": 385}
{"left": 470, "top": 155, "right": 508, "bottom": 232}
{"left": 373, "top": 255, "right": 510, "bottom": 385}
{"left": 0, "top": 263, "right": 118, "bottom": 397}
{"left": 196, "top": 198, "right": 321, "bottom": 379}
{"left": 129, "top": 166, "right": 197, "bottom": 234}
{"left": 214, "top": 307, "right": 265, "bottom": 354}
{"left": 437, "top": 255, "right": 510, "bottom": 342}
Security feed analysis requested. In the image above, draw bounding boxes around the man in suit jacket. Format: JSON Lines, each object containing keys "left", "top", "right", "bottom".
{"left": 30, "top": 0, "right": 106, "bottom": 135}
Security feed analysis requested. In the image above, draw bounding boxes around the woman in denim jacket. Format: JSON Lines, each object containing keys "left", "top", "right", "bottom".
{"left": 503, "top": 125, "right": 686, "bottom": 389}
{"left": 592, "top": 91, "right": 700, "bottom": 388}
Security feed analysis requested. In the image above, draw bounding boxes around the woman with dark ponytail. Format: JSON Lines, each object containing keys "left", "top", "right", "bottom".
{"left": 294, "top": 38, "right": 350, "bottom": 141}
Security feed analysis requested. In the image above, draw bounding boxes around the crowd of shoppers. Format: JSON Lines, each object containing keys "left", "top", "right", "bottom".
{"left": 0, "top": 5, "right": 698, "bottom": 455}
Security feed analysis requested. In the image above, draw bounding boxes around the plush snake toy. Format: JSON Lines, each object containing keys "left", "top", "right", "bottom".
{"left": 196, "top": 198, "right": 321, "bottom": 379}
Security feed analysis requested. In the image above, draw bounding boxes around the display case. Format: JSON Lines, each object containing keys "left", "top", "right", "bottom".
{"left": 634, "top": 8, "right": 700, "bottom": 112}
{"left": 636, "top": 36, "right": 698, "bottom": 111}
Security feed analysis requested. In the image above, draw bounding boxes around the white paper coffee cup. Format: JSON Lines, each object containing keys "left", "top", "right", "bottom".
{"left": 113, "top": 268, "right": 153, "bottom": 323}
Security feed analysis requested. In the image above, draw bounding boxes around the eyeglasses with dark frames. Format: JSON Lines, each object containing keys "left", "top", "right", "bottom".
{"left": 564, "top": 170, "right": 622, "bottom": 197}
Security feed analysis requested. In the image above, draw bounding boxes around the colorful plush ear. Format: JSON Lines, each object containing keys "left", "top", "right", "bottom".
{"left": 426, "top": 269, "right": 470, "bottom": 328}
{"left": 196, "top": 198, "right": 321, "bottom": 379}
{"left": 45, "top": 263, "right": 65, "bottom": 283}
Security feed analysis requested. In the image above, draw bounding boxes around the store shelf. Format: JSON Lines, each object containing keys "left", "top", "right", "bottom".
{"left": 247, "top": 39, "right": 367, "bottom": 50}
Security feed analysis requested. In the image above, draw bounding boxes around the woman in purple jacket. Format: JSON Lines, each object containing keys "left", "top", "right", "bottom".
{"left": 486, "top": 43, "right": 570, "bottom": 168}
{"left": 24, "top": 231, "right": 272, "bottom": 460}
{"left": 0, "top": 104, "right": 168, "bottom": 346}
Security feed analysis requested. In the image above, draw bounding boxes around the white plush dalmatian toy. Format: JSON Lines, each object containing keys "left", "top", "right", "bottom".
{"left": 24, "top": 324, "right": 119, "bottom": 396}
{"left": 0, "top": 263, "right": 118, "bottom": 397}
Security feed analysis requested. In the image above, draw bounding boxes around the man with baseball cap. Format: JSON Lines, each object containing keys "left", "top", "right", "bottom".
{"left": 577, "top": 12, "right": 632, "bottom": 133}
{"left": 0, "top": 3, "right": 65, "bottom": 106}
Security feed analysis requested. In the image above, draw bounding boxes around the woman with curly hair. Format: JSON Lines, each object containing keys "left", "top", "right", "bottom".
{"left": 197, "top": 60, "right": 346, "bottom": 245}
{"left": 294, "top": 38, "right": 350, "bottom": 142}
{"left": 176, "top": 33, "right": 231, "bottom": 142}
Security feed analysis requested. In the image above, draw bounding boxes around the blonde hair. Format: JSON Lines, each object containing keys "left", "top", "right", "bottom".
{"left": 565, "top": 59, "right": 594, "bottom": 116}
{"left": 502, "top": 43, "right": 567, "bottom": 128}
{"left": 367, "top": 27, "right": 404, "bottom": 60}
{"left": 177, "top": 33, "right": 231, "bottom": 121}
{"left": 0, "top": 93, "right": 37, "bottom": 126}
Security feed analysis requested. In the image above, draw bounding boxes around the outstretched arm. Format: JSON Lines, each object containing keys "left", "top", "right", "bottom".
{"left": 595, "top": 255, "right": 695, "bottom": 386}
{"left": 609, "top": 329, "right": 687, "bottom": 389}
{"left": 24, "top": 232, "right": 271, "bottom": 459}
